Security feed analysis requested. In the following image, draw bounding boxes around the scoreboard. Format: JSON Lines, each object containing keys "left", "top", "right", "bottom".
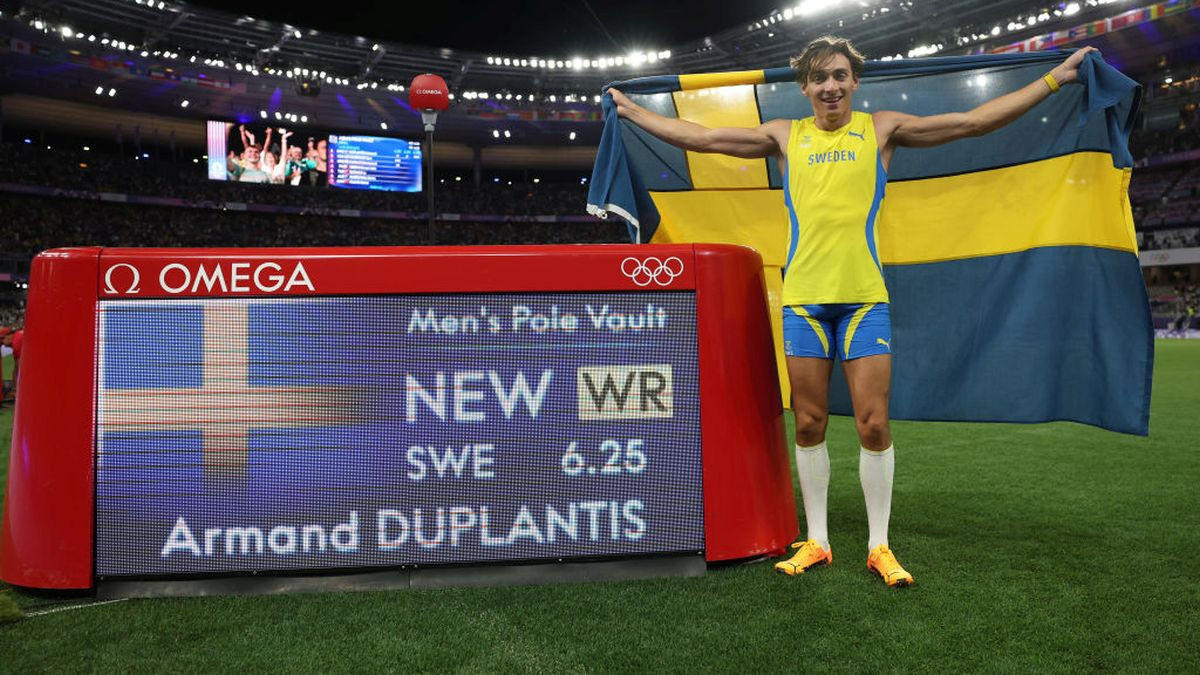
{"left": 327, "top": 134, "right": 423, "bottom": 192}
{"left": 1, "top": 245, "right": 796, "bottom": 591}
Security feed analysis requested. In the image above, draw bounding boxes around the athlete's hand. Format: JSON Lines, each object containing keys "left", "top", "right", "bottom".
{"left": 607, "top": 87, "right": 634, "bottom": 117}
{"left": 1050, "top": 46, "right": 1098, "bottom": 86}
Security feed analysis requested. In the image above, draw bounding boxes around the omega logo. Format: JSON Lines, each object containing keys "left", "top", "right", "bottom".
{"left": 103, "top": 263, "right": 142, "bottom": 295}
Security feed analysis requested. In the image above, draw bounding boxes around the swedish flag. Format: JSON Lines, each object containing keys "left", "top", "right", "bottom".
{"left": 587, "top": 51, "right": 1152, "bottom": 435}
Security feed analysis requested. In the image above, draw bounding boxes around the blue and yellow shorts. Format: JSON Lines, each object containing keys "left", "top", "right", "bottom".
{"left": 783, "top": 303, "right": 891, "bottom": 361}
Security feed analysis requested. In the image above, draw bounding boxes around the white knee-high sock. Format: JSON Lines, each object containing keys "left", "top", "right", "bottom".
{"left": 794, "top": 442, "right": 830, "bottom": 551}
{"left": 859, "top": 445, "right": 895, "bottom": 551}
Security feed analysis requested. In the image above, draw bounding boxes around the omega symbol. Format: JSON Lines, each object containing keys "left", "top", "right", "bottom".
{"left": 103, "top": 263, "right": 141, "bottom": 295}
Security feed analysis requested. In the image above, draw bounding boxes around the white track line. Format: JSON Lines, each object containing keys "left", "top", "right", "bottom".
{"left": 25, "top": 598, "right": 128, "bottom": 617}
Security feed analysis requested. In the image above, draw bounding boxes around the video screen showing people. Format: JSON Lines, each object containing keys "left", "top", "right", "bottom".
{"left": 207, "top": 121, "right": 329, "bottom": 187}
{"left": 206, "top": 121, "right": 424, "bottom": 192}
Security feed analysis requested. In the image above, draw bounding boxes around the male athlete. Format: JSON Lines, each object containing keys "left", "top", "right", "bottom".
{"left": 609, "top": 37, "right": 1095, "bottom": 587}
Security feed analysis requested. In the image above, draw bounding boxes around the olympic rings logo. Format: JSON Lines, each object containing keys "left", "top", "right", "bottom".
{"left": 620, "top": 256, "right": 684, "bottom": 287}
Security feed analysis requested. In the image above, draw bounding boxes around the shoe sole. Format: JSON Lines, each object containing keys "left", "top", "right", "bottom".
{"left": 774, "top": 558, "right": 831, "bottom": 576}
{"left": 868, "top": 565, "right": 913, "bottom": 588}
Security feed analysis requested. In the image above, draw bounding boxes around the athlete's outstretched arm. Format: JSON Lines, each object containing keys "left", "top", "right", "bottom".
{"left": 608, "top": 87, "right": 786, "bottom": 159}
{"left": 878, "top": 47, "right": 1097, "bottom": 148}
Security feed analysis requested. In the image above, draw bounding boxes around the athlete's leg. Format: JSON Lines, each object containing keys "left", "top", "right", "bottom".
{"left": 844, "top": 353, "right": 894, "bottom": 550}
{"left": 776, "top": 308, "right": 837, "bottom": 575}
{"left": 788, "top": 356, "right": 833, "bottom": 447}
{"left": 776, "top": 356, "right": 835, "bottom": 573}
{"left": 841, "top": 353, "right": 891, "bottom": 451}
{"left": 790, "top": 355, "right": 833, "bottom": 545}
{"left": 843, "top": 353, "right": 911, "bottom": 586}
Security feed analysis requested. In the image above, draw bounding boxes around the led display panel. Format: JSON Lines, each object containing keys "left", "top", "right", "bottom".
{"left": 95, "top": 292, "right": 703, "bottom": 576}
{"left": 327, "top": 134, "right": 423, "bottom": 192}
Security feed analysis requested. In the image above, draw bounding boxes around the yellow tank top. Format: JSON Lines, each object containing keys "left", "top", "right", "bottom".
{"left": 782, "top": 111, "right": 889, "bottom": 305}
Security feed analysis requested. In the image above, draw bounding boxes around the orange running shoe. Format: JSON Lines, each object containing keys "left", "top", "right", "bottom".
{"left": 867, "top": 545, "right": 914, "bottom": 587}
{"left": 774, "top": 540, "right": 832, "bottom": 576}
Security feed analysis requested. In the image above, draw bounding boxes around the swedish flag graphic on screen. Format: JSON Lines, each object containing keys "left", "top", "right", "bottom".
{"left": 587, "top": 50, "right": 1152, "bottom": 435}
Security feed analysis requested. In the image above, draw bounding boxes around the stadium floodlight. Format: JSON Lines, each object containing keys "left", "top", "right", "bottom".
{"left": 140, "top": 50, "right": 148, "bottom": 57}
{"left": 88, "top": 34, "right": 95, "bottom": 41}
{"left": 533, "top": 178, "right": 540, "bottom": 183}
{"left": 101, "top": 37, "right": 110, "bottom": 44}
{"left": 503, "top": 130, "right": 511, "bottom": 138}
{"left": 33, "top": 20, "right": 43, "bottom": 30}
{"left": 492, "top": 130, "right": 499, "bottom": 138}
{"left": 274, "top": 111, "right": 282, "bottom": 120}
{"left": 503, "top": 58, "right": 511, "bottom": 66}
{"left": 108, "top": 88, "right": 116, "bottom": 96}
{"left": 1064, "top": 2, "right": 1080, "bottom": 15}
{"left": 794, "top": 0, "right": 833, "bottom": 16}
{"left": 259, "top": 110, "right": 267, "bottom": 118}
{"left": 294, "top": 30, "right": 302, "bottom": 38}
{"left": 380, "top": 122, "right": 388, "bottom": 130}
{"left": 300, "top": 115, "right": 308, "bottom": 123}
{"left": 180, "top": 99, "right": 189, "bottom": 108}
{"left": 549, "top": 95, "right": 556, "bottom": 102}
{"left": 569, "top": 131, "right": 577, "bottom": 140}
{"left": 61, "top": 26, "right": 73, "bottom": 38}
{"left": 95, "top": 86, "right": 104, "bottom": 95}
{"left": 83, "top": 146, "right": 90, "bottom": 151}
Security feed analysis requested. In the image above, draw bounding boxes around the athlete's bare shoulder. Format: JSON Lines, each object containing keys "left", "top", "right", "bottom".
{"left": 871, "top": 110, "right": 909, "bottom": 148}
{"left": 760, "top": 118, "right": 793, "bottom": 158}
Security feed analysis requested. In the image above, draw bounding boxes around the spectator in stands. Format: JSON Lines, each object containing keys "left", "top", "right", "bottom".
{"left": 2, "top": 327, "right": 21, "bottom": 404}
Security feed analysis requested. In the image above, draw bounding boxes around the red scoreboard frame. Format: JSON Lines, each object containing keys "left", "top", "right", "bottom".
{"left": 1, "top": 243, "right": 797, "bottom": 589}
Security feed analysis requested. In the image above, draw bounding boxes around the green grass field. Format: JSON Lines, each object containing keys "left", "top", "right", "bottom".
{"left": 1, "top": 343, "right": 1198, "bottom": 671}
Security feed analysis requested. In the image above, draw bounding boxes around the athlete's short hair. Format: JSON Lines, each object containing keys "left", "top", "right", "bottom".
{"left": 790, "top": 36, "right": 866, "bottom": 85}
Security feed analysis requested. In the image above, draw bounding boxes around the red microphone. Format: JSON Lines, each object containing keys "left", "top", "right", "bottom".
{"left": 409, "top": 73, "right": 449, "bottom": 131}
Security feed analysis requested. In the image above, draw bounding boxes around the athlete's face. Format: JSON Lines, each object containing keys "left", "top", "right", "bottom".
{"left": 802, "top": 53, "right": 858, "bottom": 126}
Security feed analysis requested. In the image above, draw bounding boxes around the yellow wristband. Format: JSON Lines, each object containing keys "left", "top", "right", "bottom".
{"left": 1043, "top": 72, "right": 1061, "bottom": 93}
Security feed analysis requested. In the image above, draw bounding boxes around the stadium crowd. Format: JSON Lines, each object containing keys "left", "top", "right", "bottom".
{"left": 0, "top": 141, "right": 593, "bottom": 217}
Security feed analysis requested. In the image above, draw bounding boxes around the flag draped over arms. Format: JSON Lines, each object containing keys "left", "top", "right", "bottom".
{"left": 587, "top": 51, "right": 1153, "bottom": 435}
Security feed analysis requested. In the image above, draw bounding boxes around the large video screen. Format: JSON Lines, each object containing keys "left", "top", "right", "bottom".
{"left": 205, "top": 121, "right": 422, "bottom": 192}
{"left": 94, "top": 292, "right": 703, "bottom": 577}
{"left": 328, "top": 134, "right": 423, "bottom": 192}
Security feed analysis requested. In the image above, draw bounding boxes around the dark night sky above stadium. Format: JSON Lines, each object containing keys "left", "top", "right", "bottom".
{"left": 191, "top": 0, "right": 775, "bottom": 53}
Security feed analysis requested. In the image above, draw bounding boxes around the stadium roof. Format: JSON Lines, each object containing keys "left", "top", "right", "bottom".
{"left": 186, "top": 0, "right": 767, "bottom": 55}
{"left": 3, "top": 0, "right": 1198, "bottom": 145}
